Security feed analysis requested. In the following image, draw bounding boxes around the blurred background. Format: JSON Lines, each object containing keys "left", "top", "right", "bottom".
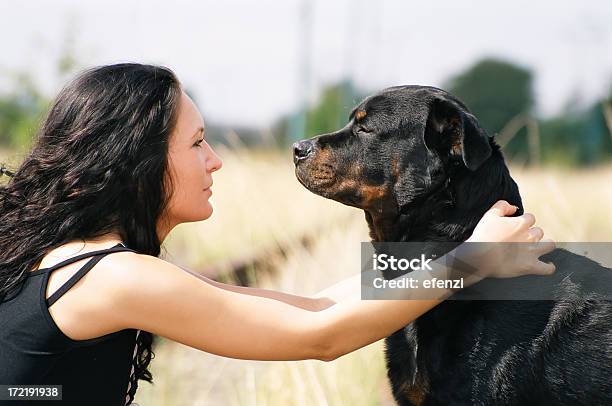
{"left": 1, "top": 1, "right": 611, "bottom": 405}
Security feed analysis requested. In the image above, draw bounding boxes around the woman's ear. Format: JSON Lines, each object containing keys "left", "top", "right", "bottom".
{"left": 423, "top": 97, "right": 492, "bottom": 171}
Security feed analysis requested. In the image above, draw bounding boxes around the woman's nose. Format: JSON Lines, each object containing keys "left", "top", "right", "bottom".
{"left": 207, "top": 145, "right": 223, "bottom": 172}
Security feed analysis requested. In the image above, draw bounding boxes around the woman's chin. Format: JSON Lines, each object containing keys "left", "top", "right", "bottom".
{"left": 173, "top": 202, "right": 214, "bottom": 224}
{"left": 199, "top": 202, "right": 214, "bottom": 220}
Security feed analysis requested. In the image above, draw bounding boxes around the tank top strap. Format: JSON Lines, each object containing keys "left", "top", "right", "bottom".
{"left": 31, "top": 243, "right": 135, "bottom": 275}
{"left": 29, "top": 242, "right": 136, "bottom": 307}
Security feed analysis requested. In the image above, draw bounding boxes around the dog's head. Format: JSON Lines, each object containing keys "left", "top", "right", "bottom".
{"left": 293, "top": 86, "right": 494, "bottom": 216}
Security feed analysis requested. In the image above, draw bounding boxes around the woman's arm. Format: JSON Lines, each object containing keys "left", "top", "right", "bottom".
{"left": 177, "top": 266, "right": 332, "bottom": 311}
{"left": 109, "top": 251, "right": 462, "bottom": 362}
{"left": 107, "top": 201, "right": 554, "bottom": 362}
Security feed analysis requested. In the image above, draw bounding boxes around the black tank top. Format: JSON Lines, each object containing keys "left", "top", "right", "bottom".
{"left": 0, "top": 243, "right": 142, "bottom": 405}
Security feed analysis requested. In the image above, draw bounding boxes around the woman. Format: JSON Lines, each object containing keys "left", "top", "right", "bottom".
{"left": 0, "top": 64, "right": 555, "bottom": 405}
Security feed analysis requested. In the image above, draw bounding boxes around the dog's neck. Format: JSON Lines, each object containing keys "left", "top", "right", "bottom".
{"left": 365, "top": 144, "right": 523, "bottom": 243}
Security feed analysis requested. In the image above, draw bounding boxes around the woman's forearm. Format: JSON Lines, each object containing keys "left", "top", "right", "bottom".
{"left": 174, "top": 244, "right": 485, "bottom": 361}
{"left": 314, "top": 252, "right": 483, "bottom": 360}
{"left": 311, "top": 273, "right": 361, "bottom": 303}
{"left": 210, "top": 281, "right": 329, "bottom": 311}
{"left": 178, "top": 265, "right": 330, "bottom": 311}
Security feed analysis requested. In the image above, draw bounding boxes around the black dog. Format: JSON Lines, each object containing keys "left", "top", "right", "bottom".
{"left": 293, "top": 86, "right": 612, "bottom": 405}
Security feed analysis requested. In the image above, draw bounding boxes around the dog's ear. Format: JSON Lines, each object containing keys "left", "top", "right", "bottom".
{"left": 423, "top": 97, "right": 492, "bottom": 171}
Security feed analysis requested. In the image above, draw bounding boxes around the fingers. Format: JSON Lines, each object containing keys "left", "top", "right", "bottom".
{"left": 530, "top": 260, "right": 556, "bottom": 275}
{"left": 532, "top": 238, "right": 556, "bottom": 256}
{"left": 527, "top": 226, "right": 544, "bottom": 241}
{"left": 487, "top": 200, "right": 518, "bottom": 217}
{"left": 518, "top": 213, "right": 536, "bottom": 229}
{"left": 529, "top": 238, "right": 556, "bottom": 275}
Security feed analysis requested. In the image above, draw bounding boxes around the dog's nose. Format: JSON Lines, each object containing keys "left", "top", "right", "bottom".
{"left": 292, "top": 140, "right": 313, "bottom": 164}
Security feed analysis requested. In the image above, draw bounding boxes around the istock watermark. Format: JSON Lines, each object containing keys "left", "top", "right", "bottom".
{"left": 372, "top": 253, "right": 433, "bottom": 271}
{"left": 372, "top": 275, "right": 464, "bottom": 290}
{"left": 360, "top": 242, "right": 612, "bottom": 301}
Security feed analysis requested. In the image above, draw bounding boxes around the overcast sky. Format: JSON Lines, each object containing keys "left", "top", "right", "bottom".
{"left": 1, "top": 0, "right": 611, "bottom": 127}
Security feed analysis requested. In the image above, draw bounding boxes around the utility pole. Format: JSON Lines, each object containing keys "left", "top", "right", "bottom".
{"left": 341, "top": 0, "right": 362, "bottom": 126}
{"left": 289, "top": 0, "right": 312, "bottom": 143}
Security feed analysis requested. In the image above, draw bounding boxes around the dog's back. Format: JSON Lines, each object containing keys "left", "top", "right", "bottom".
{"left": 386, "top": 248, "right": 612, "bottom": 405}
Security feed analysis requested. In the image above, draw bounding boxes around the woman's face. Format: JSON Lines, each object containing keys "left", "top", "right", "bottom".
{"left": 160, "top": 90, "right": 222, "bottom": 238}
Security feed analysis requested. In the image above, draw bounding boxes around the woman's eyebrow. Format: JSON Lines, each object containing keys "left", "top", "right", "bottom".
{"left": 192, "top": 126, "right": 204, "bottom": 139}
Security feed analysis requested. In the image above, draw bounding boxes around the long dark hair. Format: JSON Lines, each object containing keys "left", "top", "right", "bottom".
{"left": 0, "top": 63, "right": 182, "bottom": 383}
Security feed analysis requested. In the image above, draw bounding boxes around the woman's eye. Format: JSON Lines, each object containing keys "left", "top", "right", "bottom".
{"left": 194, "top": 138, "right": 204, "bottom": 147}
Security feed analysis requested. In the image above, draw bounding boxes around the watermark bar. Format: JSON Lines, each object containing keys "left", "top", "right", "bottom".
{"left": 360, "top": 242, "right": 612, "bottom": 300}
{"left": 0, "top": 385, "right": 62, "bottom": 401}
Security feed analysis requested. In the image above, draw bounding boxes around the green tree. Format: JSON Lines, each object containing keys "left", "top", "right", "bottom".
{"left": 0, "top": 25, "right": 81, "bottom": 151}
{"left": 273, "top": 80, "right": 364, "bottom": 147}
{"left": 445, "top": 58, "right": 534, "bottom": 161}
{"left": 538, "top": 103, "right": 612, "bottom": 166}
{"left": 0, "top": 73, "right": 48, "bottom": 149}
{"left": 446, "top": 58, "right": 534, "bottom": 134}
{"left": 305, "top": 80, "right": 359, "bottom": 137}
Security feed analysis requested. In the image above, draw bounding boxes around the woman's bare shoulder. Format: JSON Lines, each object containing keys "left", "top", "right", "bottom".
{"left": 41, "top": 244, "right": 173, "bottom": 341}
{"left": 98, "top": 249, "right": 180, "bottom": 287}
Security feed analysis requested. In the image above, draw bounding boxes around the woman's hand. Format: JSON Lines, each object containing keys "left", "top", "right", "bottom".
{"left": 458, "top": 200, "right": 556, "bottom": 279}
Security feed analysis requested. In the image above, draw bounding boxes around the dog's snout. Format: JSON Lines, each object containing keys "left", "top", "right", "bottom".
{"left": 293, "top": 140, "right": 313, "bottom": 164}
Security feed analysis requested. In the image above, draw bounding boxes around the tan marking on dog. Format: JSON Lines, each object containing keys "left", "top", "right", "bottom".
{"left": 449, "top": 116, "right": 461, "bottom": 127}
{"left": 301, "top": 147, "right": 337, "bottom": 187}
{"left": 334, "top": 161, "right": 363, "bottom": 194}
{"left": 360, "top": 184, "right": 387, "bottom": 207}
{"left": 391, "top": 156, "right": 401, "bottom": 178}
{"left": 398, "top": 376, "right": 429, "bottom": 406}
{"left": 405, "top": 385, "right": 427, "bottom": 406}
{"left": 451, "top": 140, "right": 463, "bottom": 155}
{"left": 308, "top": 148, "right": 334, "bottom": 173}
{"left": 314, "top": 147, "right": 332, "bottom": 163}
{"left": 448, "top": 117, "right": 463, "bottom": 155}
{"left": 355, "top": 110, "right": 367, "bottom": 121}
{"left": 337, "top": 178, "right": 358, "bottom": 191}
